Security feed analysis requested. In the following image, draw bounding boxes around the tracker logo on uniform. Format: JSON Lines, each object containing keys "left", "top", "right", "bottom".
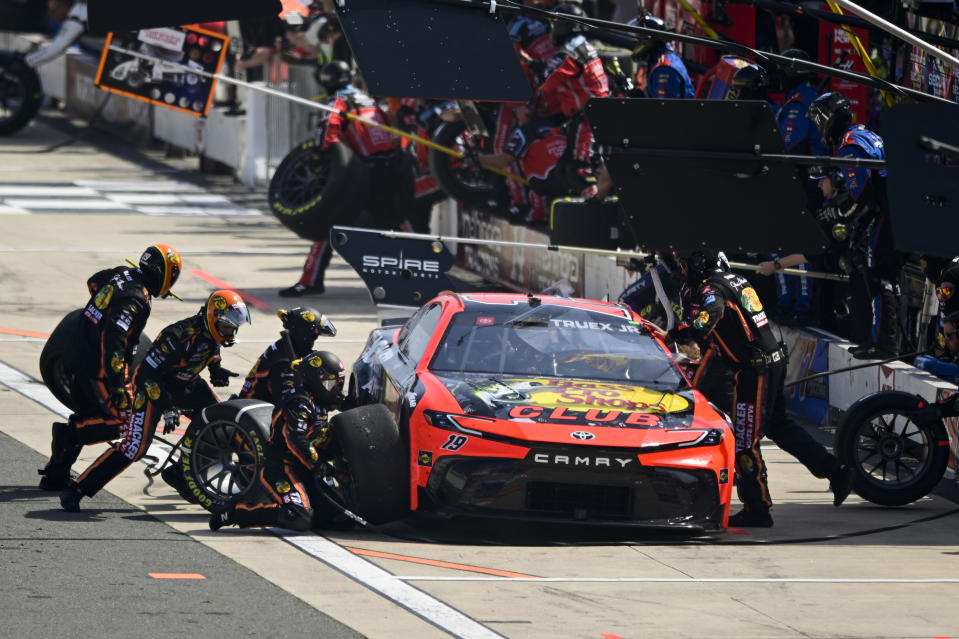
{"left": 123, "top": 412, "right": 146, "bottom": 460}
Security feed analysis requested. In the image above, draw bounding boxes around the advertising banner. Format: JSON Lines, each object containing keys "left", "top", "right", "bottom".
{"left": 94, "top": 25, "right": 228, "bottom": 117}
{"left": 817, "top": 18, "right": 870, "bottom": 125}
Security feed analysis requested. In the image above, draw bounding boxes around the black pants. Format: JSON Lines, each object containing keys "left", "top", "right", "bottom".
{"left": 732, "top": 360, "right": 841, "bottom": 511}
{"left": 850, "top": 269, "right": 899, "bottom": 352}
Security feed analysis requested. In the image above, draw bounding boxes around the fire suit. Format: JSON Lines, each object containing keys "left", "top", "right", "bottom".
{"left": 239, "top": 340, "right": 293, "bottom": 404}
{"left": 836, "top": 124, "right": 898, "bottom": 353}
{"left": 669, "top": 271, "right": 843, "bottom": 513}
{"left": 644, "top": 43, "right": 695, "bottom": 99}
{"left": 72, "top": 312, "right": 222, "bottom": 499}
{"left": 229, "top": 388, "right": 339, "bottom": 531}
{"left": 42, "top": 266, "right": 154, "bottom": 484}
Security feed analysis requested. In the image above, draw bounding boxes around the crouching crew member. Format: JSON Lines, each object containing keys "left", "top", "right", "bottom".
{"left": 209, "top": 350, "right": 347, "bottom": 532}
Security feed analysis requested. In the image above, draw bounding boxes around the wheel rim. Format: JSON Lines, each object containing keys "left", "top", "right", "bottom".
{"left": 50, "top": 360, "right": 74, "bottom": 406}
{"left": 0, "top": 70, "right": 27, "bottom": 123}
{"left": 852, "top": 409, "right": 935, "bottom": 489}
{"left": 276, "top": 150, "right": 330, "bottom": 208}
{"left": 447, "top": 131, "right": 498, "bottom": 190}
{"left": 191, "top": 420, "right": 261, "bottom": 500}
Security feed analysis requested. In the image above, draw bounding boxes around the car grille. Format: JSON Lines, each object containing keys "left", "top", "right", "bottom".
{"left": 527, "top": 481, "right": 634, "bottom": 519}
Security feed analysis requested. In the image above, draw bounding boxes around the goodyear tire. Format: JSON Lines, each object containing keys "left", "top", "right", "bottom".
{"left": 834, "top": 391, "right": 950, "bottom": 506}
{"left": 39, "top": 308, "right": 151, "bottom": 413}
{"left": 268, "top": 140, "right": 370, "bottom": 243}
{"left": 427, "top": 120, "right": 507, "bottom": 211}
{"left": 329, "top": 404, "right": 408, "bottom": 524}
{"left": 0, "top": 51, "right": 43, "bottom": 136}
{"left": 177, "top": 399, "right": 273, "bottom": 512}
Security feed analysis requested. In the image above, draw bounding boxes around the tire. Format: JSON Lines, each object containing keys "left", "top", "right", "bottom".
{"left": 427, "top": 120, "right": 507, "bottom": 211}
{"left": 269, "top": 140, "right": 370, "bottom": 243}
{"left": 178, "top": 399, "right": 274, "bottom": 512}
{"left": 329, "top": 404, "right": 408, "bottom": 524}
{"left": 0, "top": 51, "right": 43, "bottom": 136}
{"left": 834, "top": 391, "right": 950, "bottom": 506}
{"left": 39, "top": 308, "right": 151, "bottom": 413}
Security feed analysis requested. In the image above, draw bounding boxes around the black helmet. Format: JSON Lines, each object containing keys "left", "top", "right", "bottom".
{"left": 278, "top": 307, "right": 337, "bottom": 357}
{"left": 780, "top": 48, "right": 817, "bottom": 88}
{"left": 680, "top": 248, "right": 725, "bottom": 285}
{"left": 138, "top": 243, "right": 182, "bottom": 298}
{"left": 317, "top": 60, "right": 352, "bottom": 94}
{"left": 549, "top": 2, "right": 585, "bottom": 45}
{"left": 629, "top": 12, "right": 671, "bottom": 61}
{"left": 730, "top": 63, "right": 769, "bottom": 100}
{"left": 807, "top": 92, "right": 853, "bottom": 145}
{"left": 295, "top": 350, "right": 345, "bottom": 408}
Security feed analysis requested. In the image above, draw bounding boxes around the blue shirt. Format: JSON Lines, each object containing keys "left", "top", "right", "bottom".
{"left": 837, "top": 125, "right": 886, "bottom": 201}
{"left": 776, "top": 82, "right": 826, "bottom": 155}
{"left": 646, "top": 45, "right": 695, "bottom": 99}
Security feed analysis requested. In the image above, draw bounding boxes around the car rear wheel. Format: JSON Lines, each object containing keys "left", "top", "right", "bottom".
{"left": 329, "top": 404, "right": 408, "bottom": 524}
{"left": 834, "top": 391, "right": 950, "bottom": 506}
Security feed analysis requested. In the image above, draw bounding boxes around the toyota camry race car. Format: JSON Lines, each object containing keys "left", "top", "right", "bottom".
{"left": 331, "top": 290, "right": 735, "bottom": 532}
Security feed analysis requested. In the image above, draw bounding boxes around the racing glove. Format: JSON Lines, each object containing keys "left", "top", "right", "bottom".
{"left": 162, "top": 410, "right": 180, "bottom": 435}
{"left": 209, "top": 365, "right": 239, "bottom": 388}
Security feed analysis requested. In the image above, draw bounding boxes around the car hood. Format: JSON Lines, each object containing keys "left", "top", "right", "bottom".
{"left": 431, "top": 373, "right": 703, "bottom": 433}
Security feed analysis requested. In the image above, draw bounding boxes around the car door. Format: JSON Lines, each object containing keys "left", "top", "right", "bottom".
{"left": 383, "top": 302, "right": 443, "bottom": 420}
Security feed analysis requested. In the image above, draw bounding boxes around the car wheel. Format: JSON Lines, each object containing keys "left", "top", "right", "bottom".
{"left": 834, "top": 391, "right": 950, "bottom": 506}
{"left": 178, "top": 399, "right": 273, "bottom": 512}
{"left": 0, "top": 51, "right": 43, "bottom": 136}
{"left": 40, "top": 308, "right": 151, "bottom": 413}
{"left": 329, "top": 404, "right": 408, "bottom": 524}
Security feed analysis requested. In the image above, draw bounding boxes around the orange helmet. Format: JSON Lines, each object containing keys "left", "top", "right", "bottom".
{"left": 204, "top": 290, "right": 251, "bottom": 346}
{"left": 139, "top": 244, "right": 182, "bottom": 298}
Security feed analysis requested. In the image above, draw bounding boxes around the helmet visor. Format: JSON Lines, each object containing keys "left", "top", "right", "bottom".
{"left": 217, "top": 305, "right": 251, "bottom": 341}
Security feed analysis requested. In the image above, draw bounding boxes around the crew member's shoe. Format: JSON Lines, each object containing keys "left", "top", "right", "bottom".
{"left": 830, "top": 464, "right": 854, "bottom": 507}
{"left": 39, "top": 422, "right": 74, "bottom": 490}
{"left": 728, "top": 507, "right": 774, "bottom": 528}
{"left": 209, "top": 503, "right": 236, "bottom": 531}
{"left": 278, "top": 282, "right": 324, "bottom": 298}
{"left": 38, "top": 466, "right": 70, "bottom": 491}
{"left": 60, "top": 480, "right": 84, "bottom": 512}
{"left": 161, "top": 462, "right": 199, "bottom": 504}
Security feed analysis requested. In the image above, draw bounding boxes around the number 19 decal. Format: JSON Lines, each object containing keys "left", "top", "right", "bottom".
{"left": 440, "top": 434, "right": 469, "bottom": 451}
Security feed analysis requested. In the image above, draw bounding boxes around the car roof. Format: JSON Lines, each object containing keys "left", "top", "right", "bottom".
{"left": 443, "top": 291, "right": 635, "bottom": 317}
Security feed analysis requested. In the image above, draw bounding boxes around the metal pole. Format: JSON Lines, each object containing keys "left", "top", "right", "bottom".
{"left": 106, "top": 44, "right": 529, "bottom": 185}
{"left": 831, "top": 0, "right": 959, "bottom": 71}
{"left": 785, "top": 350, "right": 926, "bottom": 387}
{"left": 332, "top": 226, "right": 849, "bottom": 281}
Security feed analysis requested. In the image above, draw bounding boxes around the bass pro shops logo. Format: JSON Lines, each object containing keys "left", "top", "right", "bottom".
{"left": 362, "top": 253, "right": 441, "bottom": 279}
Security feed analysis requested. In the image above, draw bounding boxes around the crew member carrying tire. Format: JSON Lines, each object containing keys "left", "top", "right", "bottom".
{"left": 60, "top": 290, "right": 249, "bottom": 512}
{"left": 209, "top": 350, "right": 347, "bottom": 532}
{"left": 38, "top": 244, "right": 182, "bottom": 491}
{"left": 650, "top": 248, "right": 853, "bottom": 527}
{"left": 279, "top": 60, "right": 414, "bottom": 297}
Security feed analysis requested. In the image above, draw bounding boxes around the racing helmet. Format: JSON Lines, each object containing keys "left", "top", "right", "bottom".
{"left": 317, "top": 60, "right": 352, "bottom": 94}
{"left": 629, "top": 12, "right": 671, "bottom": 61}
{"left": 139, "top": 243, "right": 182, "bottom": 298}
{"left": 780, "top": 48, "right": 817, "bottom": 88}
{"left": 807, "top": 92, "right": 853, "bottom": 146}
{"left": 730, "top": 63, "right": 769, "bottom": 100}
{"left": 680, "top": 248, "right": 725, "bottom": 285}
{"left": 295, "top": 350, "right": 346, "bottom": 408}
{"left": 278, "top": 306, "right": 337, "bottom": 357}
{"left": 549, "top": 2, "right": 586, "bottom": 45}
{"left": 204, "top": 290, "right": 251, "bottom": 347}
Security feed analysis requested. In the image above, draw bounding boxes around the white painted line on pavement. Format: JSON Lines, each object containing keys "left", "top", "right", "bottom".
{"left": 394, "top": 576, "right": 959, "bottom": 583}
{"left": 74, "top": 180, "right": 202, "bottom": 192}
{"left": 104, "top": 193, "right": 232, "bottom": 205}
{"left": 0, "top": 204, "right": 28, "bottom": 214}
{"left": 139, "top": 206, "right": 262, "bottom": 216}
{"left": 0, "top": 186, "right": 99, "bottom": 196}
{"left": 273, "top": 531, "right": 506, "bottom": 639}
{"left": 5, "top": 198, "right": 129, "bottom": 210}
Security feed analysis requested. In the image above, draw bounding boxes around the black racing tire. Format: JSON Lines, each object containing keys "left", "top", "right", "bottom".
{"left": 178, "top": 399, "right": 274, "bottom": 512}
{"left": 329, "top": 404, "right": 408, "bottom": 524}
{"left": 39, "top": 308, "right": 151, "bottom": 413}
{"left": 268, "top": 140, "right": 370, "bottom": 243}
{"left": 834, "top": 391, "right": 950, "bottom": 506}
{"left": 427, "top": 120, "right": 507, "bottom": 212}
{"left": 0, "top": 51, "right": 43, "bottom": 136}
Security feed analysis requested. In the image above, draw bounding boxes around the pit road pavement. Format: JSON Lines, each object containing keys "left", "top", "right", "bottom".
{"left": 1, "top": 111, "right": 958, "bottom": 639}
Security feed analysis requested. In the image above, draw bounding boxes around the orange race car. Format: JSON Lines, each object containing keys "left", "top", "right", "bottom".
{"left": 328, "top": 291, "right": 735, "bottom": 533}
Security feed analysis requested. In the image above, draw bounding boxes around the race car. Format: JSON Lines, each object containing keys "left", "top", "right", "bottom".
{"left": 329, "top": 290, "right": 735, "bottom": 533}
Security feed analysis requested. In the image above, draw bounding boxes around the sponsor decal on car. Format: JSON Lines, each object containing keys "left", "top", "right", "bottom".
{"left": 417, "top": 450, "right": 433, "bottom": 467}
{"left": 719, "top": 468, "right": 729, "bottom": 484}
{"left": 570, "top": 430, "right": 595, "bottom": 440}
{"left": 528, "top": 449, "right": 636, "bottom": 469}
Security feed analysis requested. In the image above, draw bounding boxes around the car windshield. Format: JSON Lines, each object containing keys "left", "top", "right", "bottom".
{"left": 429, "top": 303, "right": 685, "bottom": 389}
